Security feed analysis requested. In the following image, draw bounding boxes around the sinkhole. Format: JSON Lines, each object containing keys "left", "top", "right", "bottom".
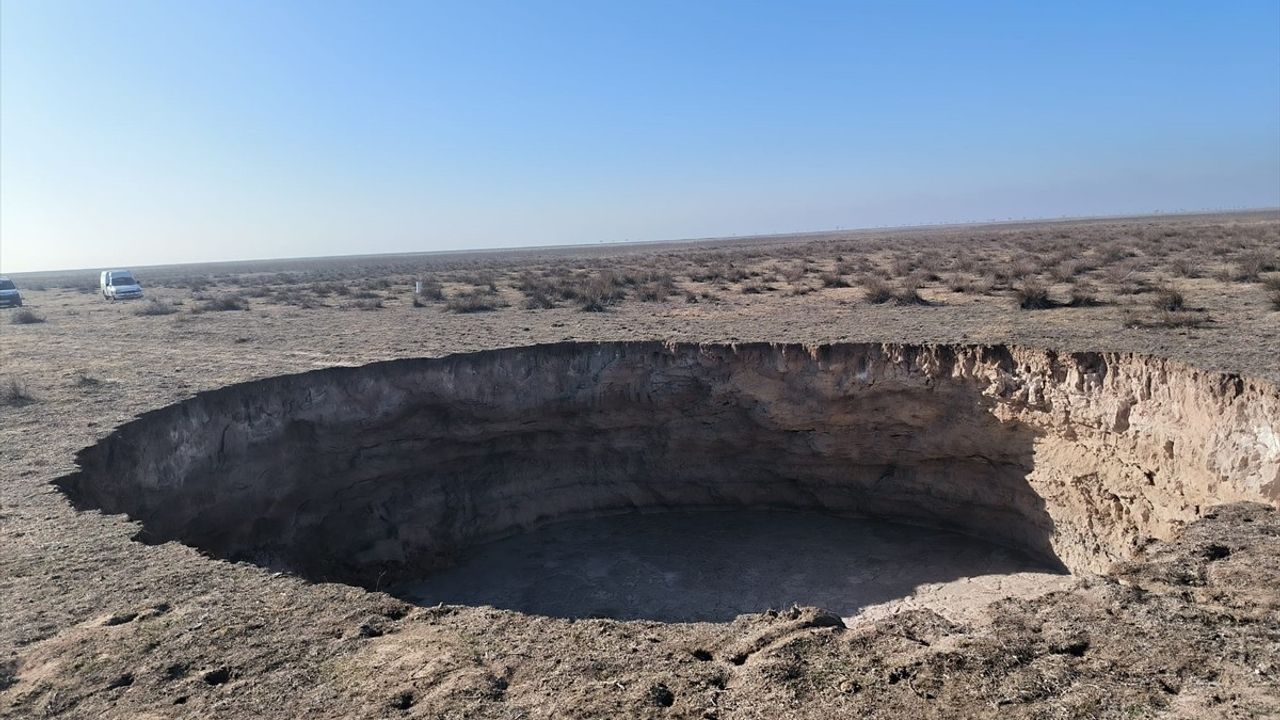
{"left": 55, "top": 342, "right": 1280, "bottom": 622}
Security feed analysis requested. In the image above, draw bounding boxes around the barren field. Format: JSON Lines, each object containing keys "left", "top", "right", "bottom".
{"left": 2, "top": 212, "right": 1279, "bottom": 719}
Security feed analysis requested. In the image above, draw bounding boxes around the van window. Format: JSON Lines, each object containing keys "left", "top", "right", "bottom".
{"left": 0, "top": 280, "right": 15, "bottom": 291}
{"left": 111, "top": 275, "right": 136, "bottom": 286}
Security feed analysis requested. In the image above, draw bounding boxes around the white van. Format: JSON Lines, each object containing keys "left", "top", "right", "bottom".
{"left": 100, "top": 270, "right": 144, "bottom": 300}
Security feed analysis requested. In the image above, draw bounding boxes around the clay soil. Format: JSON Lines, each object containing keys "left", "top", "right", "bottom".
{"left": 2, "top": 211, "right": 1279, "bottom": 718}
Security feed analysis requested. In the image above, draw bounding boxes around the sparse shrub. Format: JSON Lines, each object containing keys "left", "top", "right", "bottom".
{"left": 445, "top": 289, "right": 506, "bottom": 313}
{"left": 134, "top": 299, "right": 178, "bottom": 316}
{"left": 636, "top": 281, "right": 672, "bottom": 302}
{"left": 1066, "top": 283, "right": 1103, "bottom": 307}
{"left": 195, "top": 294, "right": 248, "bottom": 312}
{"left": 890, "top": 281, "right": 930, "bottom": 306}
{"left": 10, "top": 309, "right": 44, "bottom": 325}
{"left": 1149, "top": 285, "right": 1185, "bottom": 312}
{"left": 0, "top": 378, "right": 35, "bottom": 406}
{"left": 1122, "top": 308, "right": 1213, "bottom": 329}
{"left": 353, "top": 298, "right": 383, "bottom": 311}
{"left": 1168, "top": 257, "right": 1201, "bottom": 278}
{"left": 416, "top": 280, "right": 445, "bottom": 302}
{"left": 740, "top": 279, "right": 775, "bottom": 294}
{"left": 1233, "top": 251, "right": 1276, "bottom": 281}
{"left": 1049, "top": 261, "right": 1085, "bottom": 283}
{"left": 819, "top": 272, "right": 850, "bottom": 288}
{"left": 522, "top": 288, "right": 557, "bottom": 309}
{"left": 859, "top": 276, "right": 893, "bottom": 304}
{"left": 778, "top": 265, "right": 806, "bottom": 283}
{"left": 1013, "top": 281, "right": 1054, "bottom": 310}
{"left": 1270, "top": 290, "right": 1280, "bottom": 311}
{"left": 72, "top": 373, "right": 103, "bottom": 388}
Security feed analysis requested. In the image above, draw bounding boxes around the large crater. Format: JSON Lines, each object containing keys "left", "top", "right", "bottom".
{"left": 55, "top": 342, "right": 1280, "bottom": 620}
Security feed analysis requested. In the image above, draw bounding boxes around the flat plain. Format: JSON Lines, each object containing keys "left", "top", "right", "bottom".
{"left": 2, "top": 211, "right": 1279, "bottom": 719}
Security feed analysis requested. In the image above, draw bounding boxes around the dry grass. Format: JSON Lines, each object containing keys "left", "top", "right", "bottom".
{"left": 10, "top": 309, "right": 45, "bottom": 325}
{"left": 445, "top": 289, "right": 506, "bottom": 313}
{"left": 194, "top": 294, "right": 249, "bottom": 312}
{"left": 0, "top": 378, "right": 35, "bottom": 406}
{"left": 134, "top": 299, "right": 179, "bottom": 316}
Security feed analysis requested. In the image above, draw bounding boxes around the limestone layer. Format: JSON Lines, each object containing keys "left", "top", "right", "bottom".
{"left": 56, "top": 342, "right": 1280, "bottom": 583}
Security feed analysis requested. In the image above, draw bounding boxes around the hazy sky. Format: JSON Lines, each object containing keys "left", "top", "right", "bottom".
{"left": 2, "top": 1, "right": 1278, "bottom": 273}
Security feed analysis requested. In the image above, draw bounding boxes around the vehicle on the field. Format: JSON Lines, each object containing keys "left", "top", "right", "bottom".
{"left": 0, "top": 277, "right": 22, "bottom": 307}
{"left": 100, "top": 270, "right": 144, "bottom": 300}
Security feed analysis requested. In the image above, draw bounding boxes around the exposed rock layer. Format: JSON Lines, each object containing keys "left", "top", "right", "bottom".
{"left": 56, "top": 342, "right": 1280, "bottom": 585}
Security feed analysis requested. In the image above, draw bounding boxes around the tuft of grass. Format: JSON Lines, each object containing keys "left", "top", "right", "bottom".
{"left": 10, "top": 309, "right": 45, "bottom": 325}
{"left": 0, "top": 378, "right": 35, "bottom": 407}
{"left": 134, "top": 299, "right": 179, "bottom": 316}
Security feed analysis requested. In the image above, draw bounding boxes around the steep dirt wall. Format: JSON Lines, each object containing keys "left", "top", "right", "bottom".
{"left": 55, "top": 342, "right": 1280, "bottom": 584}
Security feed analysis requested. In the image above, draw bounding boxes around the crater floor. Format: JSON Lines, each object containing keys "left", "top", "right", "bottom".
{"left": 393, "top": 509, "right": 1067, "bottom": 622}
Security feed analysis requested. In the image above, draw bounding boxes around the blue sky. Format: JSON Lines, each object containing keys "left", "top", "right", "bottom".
{"left": 2, "top": 1, "right": 1278, "bottom": 272}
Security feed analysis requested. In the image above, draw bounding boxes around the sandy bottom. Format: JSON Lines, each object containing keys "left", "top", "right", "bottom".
{"left": 394, "top": 509, "right": 1073, "bottom": 623}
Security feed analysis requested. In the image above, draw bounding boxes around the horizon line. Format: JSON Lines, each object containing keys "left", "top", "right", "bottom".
{"left": 6, "top": 206, "right": 1278, "bottom": 278}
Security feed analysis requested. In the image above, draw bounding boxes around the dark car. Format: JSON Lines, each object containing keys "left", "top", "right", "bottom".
{"left": 0, "top": 277, "right": 22, "bottom": 307}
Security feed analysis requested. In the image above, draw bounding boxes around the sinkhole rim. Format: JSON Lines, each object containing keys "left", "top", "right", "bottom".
{"left": 51, "top": 340, "right": 1280, "bottom": 614}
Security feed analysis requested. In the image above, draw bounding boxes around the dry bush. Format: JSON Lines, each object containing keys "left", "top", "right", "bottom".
{"left": 890, "top": 280, "right": 930, "bottom": 306}
{"left": 740, "top": 279, "right": 776, "bottom": 294}
{"left": 1122, "top": 309, "right": 1212, "bottom": 329}
{"left": 1270, "top": 290, "right": 1280, "bottom": 311}
{"left": 416, "top": 280, "right": 445, "bottom": 302}
{"left": 1049, "top": 260, "right": 1087, "bottom": 283}
{"left": 1233, "top": 251, "right": 1277, "bottom": 281}
{"left": 636, "top": 280, "right": 674, "bottom": 302}
{"left": 1008, "top": 256, "right": 1043, "bottom": 280}
{"left": 1149, "top": 285, "right": 1186, "bottom": 312}
{"left": 0, "top": 378, "right": 35, "bottom": 406}
{"left": 1066, "top": 283, "right": 1104, "bottom": 307}
{"left": 352, "top": 298, "right": 383, "bottom": 311}
{"left": 1013, "top": 281, "right": 1055, "bottom": 310}
{"left": 10, "top": 309, "right": 45, "bottom": 324}
{"left": 270, "top": 289, "right": 319, "bottom": 308}
{"left": 194, "top": 294, "right": 248, "bottom": 312}
{"left": 70, "top": 373, "right": 103, "bottom": 391}
{"left": 859, "top": 276, "right": 893, "bottom": 304}
{"left": 818, "top": 272, "right": 850, "bottom": 288}
{"left": 1167, "top": 257, "right": 1202, "bottom": 278}
{"left": 445, "top": 289, "right": 506, "bottom": 313}
{"left": 777, "top": 264, "right": 807, "bottom": 283}
{"left": 134, "top": 299, "right": 179, "bottom": 316}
